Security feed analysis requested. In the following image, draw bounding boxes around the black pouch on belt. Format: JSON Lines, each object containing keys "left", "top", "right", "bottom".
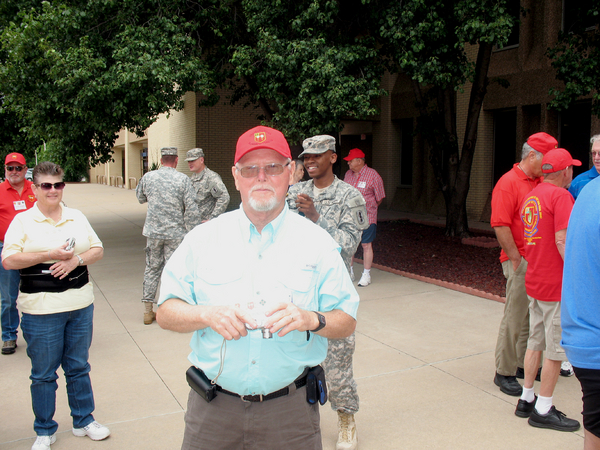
{"left": 186, "top": 366, "right": 217, "bottom": 403}
{"left": 19, "top": 263, "right": 89, "bottom": 294}
{"left": 306, "top": 365, "right": 328, "bottom": 406}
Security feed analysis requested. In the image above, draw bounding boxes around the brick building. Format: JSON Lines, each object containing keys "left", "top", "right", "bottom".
{"left": 91, "top": 0, "right": 599, "bottom": 220}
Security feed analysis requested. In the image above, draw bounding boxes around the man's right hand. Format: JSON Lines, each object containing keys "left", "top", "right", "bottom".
{"left": 203, "top": 305, "right": 257, "bottom": 341}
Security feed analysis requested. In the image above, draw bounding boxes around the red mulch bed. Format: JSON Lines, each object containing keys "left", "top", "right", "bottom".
{"left": 355, "top": 220, "right": 506, "bottom": 298}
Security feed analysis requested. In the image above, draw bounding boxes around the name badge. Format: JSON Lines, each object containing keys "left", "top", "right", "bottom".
{"left": 13, "top": 200, "right": 26, "bottom": 211}
{"left": 357, "top": 181, "right": 366, "bottom": 188}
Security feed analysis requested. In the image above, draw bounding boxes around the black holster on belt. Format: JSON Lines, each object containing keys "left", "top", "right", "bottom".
{"left": 19, "top": 263, "right": 89, "bottom": 294}
{"left": 306, "top": 365, "right": 328, "bottom": 405}
{"left": 186, "top": 366, "right": 217, "bottom": 403}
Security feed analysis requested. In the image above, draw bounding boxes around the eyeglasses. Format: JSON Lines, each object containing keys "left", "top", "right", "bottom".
{"left": 6, "top": 166, "right": 25, "bottom": 172}
{"left": 591, "top": 151, "right": 600, "bottom": 157}
{"left": 237, "top": 162, "right": 290, "bottom": 178}
{"left": 35, "top": 182, "right": 66, "bottom": 191}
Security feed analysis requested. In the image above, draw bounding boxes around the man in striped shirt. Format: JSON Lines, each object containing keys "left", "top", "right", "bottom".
{"left": 343, "top": 149, "right": 385, "bottom": 287}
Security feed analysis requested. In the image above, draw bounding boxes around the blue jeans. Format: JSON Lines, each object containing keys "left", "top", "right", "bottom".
{"left": 0, "top": 241, "right": 21, "bottom": 341}
{"left": 21, "top": 303, "right": 96, "bottom": 435}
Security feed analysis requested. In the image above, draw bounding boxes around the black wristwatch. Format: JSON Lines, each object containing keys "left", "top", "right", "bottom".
{"left": 311, "top": 312, "right": 326, "bottom": 332}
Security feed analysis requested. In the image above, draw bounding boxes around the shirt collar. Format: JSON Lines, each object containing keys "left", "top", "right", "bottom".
{"left": 239, "top": 202, "right": 288, "bottom": 244}
{"left": 31, "top": 203, "right": 74, "bottom": 226}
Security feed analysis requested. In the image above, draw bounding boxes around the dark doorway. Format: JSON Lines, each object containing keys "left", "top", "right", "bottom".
{"left": 493, "top": 109, "right": 518, "bottom": 185}
{"left": 560, "top": 101, "right": 592, "bottom": 178}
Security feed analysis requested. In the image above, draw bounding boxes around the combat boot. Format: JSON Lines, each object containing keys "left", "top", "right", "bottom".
{"left": 337, "top": 411, "right": 357, "bottom": 450}
{"left": 144, "top": 302, "right": 156, "bottom": 325}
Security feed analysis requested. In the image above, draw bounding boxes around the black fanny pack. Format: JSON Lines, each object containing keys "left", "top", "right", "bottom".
{"left": 19, "top": 263, "right": 89, "bottom": 294}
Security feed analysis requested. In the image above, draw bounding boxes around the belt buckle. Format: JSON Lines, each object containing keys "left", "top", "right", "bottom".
{"left": 241, "top": 394, "right": 263, "bottom": 403}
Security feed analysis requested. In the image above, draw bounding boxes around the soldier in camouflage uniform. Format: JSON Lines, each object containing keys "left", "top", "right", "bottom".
{"left": 185, "top": 148, "right": 230, "bottom": 222}
{"left": 136, "top": 147, "right": 201, "bottom": 324}
{"left": 287, "top": 135, "right": 368, "bottom": 450}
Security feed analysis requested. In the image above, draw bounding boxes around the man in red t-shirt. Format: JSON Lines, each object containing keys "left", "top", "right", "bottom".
{"left": 0, "top": 153, "right": 36, "bottom": 354}
{"left": 490, "top": 132, "right": 557, "bottom": 396}
{"left": 515, "top": 148, "right": 581, "bottom": 432}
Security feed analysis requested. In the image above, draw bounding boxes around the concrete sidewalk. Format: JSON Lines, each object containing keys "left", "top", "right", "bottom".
{"left": 0, "top": 183, "right": 584, "bottom": 449}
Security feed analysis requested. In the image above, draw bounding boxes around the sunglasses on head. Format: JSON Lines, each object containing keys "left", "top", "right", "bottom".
{"left": 36, "top": 182, "right": 66, "bottom": 191}
{"left": 6, "top": 166, "right": 25, "bottom": 172}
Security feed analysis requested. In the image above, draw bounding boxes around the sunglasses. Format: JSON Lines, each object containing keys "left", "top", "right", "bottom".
{"left": 6, "top": 166, "right": 25, "bottom": 172}
{"left": 35, "top": 182, "right": 66, "bottom": 191}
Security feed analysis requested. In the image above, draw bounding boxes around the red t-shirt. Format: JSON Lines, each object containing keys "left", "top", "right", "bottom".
{"left": 0, "top": 179, "right": 36, "bottom": 241}
{"left": 491, "top": 164, "right": 542, "bottom": 263}
{"left": 521, "top": 183, "right": 574, "bottom": 302}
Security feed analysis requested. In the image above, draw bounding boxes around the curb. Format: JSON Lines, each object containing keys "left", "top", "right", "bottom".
{"left": 355, "top": 258, "right": 506, "bottom": 304}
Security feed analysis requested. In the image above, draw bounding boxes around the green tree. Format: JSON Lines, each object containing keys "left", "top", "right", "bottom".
{"left": 374, "top": 0, "right": 514, "bottom": 236}
{"left": 548, "top": 1, "right": 600, "bottom": 117}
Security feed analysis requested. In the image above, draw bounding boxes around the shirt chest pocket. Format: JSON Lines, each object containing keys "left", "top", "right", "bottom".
{"left": 278, "top": 267, "right": 318, "bottom": 312}
{"left": 194, "top": 266, "right": 244, "bottom": 306}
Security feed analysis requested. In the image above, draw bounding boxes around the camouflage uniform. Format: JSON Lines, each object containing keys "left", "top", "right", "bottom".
{"left": 136, "top": 161, "right": 200, "bottom": 303}
{"left": 190, "top": 168, "right": 230, "bottom": 221}
{"left": 287, "top": 136, "right": 368, "bottom": 415}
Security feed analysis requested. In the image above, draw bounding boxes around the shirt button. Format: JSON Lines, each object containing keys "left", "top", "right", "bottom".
{"left": 252, "top": 360, "right": 256, "bottom": 365}
{"left": 258, "top": 254, "right": 262, "bottom": 259}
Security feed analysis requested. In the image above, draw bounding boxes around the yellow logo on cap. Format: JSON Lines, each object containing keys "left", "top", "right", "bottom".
{"left": 254, "top": 132, "right": 266, "bottom": 143}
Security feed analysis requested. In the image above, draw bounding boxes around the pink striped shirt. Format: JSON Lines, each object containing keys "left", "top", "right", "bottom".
{"left": 344, "top": 165, "right": 385, "bottom": 224}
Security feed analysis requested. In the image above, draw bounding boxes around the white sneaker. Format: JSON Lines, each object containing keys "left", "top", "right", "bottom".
{"left": 32, "top": 435, "right": 56, "bottom": 450}
{"left": 350, "top": 267, "right": 355, "bottom": 281}
{"left": 73, "top": 421, "right": 111, "bottom": 440}
{"left": 357, "top": 272, "right": 371, "bottom": 287}
{"left": 560, "top": 361, "right": 575, "bottom": 377}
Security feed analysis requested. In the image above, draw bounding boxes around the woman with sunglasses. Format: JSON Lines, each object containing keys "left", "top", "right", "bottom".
{"left": 1, "top": 162, "right": 110, "bottom": 450}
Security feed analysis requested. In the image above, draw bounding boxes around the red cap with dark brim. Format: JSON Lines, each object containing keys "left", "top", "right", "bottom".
{"left": 527, "top": 132, "right": 558, "bottom": 155}
{"left": 542, "top": 148, "right": 582, "bottom": 173}
{"left": 235, "top": 126, "right": 291, "bottom": 164}
{"left": 343, "top": 148, "right": 365, "bottom": 161}
{"left": 5, "top": 153, "right": 26, "bottom": 165}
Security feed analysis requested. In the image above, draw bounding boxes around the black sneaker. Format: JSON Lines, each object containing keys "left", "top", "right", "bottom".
{"left": 494, "top": 373, "right": 523, "bottom": 396}
{"left": 515, "top": 395, "right": 537, "bottom": 418}
{"left": 516, "top": 367, "right": 541, "bottom": 381}
{"left": 1, "top": 340, "right": 17, "bottom": 355}
{"left": 528, "top": 406, "right": 581, "bottom": 432}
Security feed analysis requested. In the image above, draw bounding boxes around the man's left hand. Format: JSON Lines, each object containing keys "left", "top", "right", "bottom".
{"left": 264, "top": 302, "right": 318, "bottom": 337}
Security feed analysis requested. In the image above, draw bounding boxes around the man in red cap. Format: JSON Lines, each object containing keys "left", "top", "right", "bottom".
{"left": 515, "top": 148, "right": 580, "bottom": 432}
{"left": 156, "top": 126, "right": 359, "bottom": 450}
{"left": 343, "top": 148, "right": 385, "bottom": 287}
{"left": 0, "top": 152, "right": 36, "bottom": 354}
{"left": 491, "top": 132, "right": 558, "bottom": 396}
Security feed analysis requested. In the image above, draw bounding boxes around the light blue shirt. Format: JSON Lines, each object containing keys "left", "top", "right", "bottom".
{"left": 158, "top": 204, "right": 359, "bottom": 395}
{"left": 568, "top": 166, "right": 599, "bottom": 200}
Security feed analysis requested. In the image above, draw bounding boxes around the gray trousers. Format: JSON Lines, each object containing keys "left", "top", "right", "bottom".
{"left": 181, "top": 383, "right": 321, "bottom": 450}
{"left": 495, "top": 257, "right": 530, "bottom": 376}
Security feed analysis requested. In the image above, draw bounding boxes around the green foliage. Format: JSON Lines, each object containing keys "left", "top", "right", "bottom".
{"left": 548, "top": 1, "right": 600, "bottom": 117}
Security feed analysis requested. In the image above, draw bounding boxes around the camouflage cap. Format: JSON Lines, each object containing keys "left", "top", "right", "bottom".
{"left": 299, "top": 135, "right": 336, "bottom": 158}
{"left": 160, "top": 147, "right": 178, "bottom": 156}
{"left": 185, "top": 148, "right": 204, "bottom": 161}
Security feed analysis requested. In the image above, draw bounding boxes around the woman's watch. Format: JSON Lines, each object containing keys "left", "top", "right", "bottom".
{"left": 311, "top": 312, "right": 326, "bottom": 332}
{"left": 76, "top": 255, "right": 84, "bottom": 266}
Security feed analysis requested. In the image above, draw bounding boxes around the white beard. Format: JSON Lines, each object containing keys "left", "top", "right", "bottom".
{"left": 247, "top": 185, "right": 278, "bottom": 212}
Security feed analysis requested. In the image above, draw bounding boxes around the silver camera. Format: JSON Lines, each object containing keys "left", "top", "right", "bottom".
{"left": 245, "top": 314, "right": 273, "bottom": 339}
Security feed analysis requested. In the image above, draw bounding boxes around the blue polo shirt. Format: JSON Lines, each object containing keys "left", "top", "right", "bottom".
{"left": 568, "top": 166, "right": 599, "bottom": 200}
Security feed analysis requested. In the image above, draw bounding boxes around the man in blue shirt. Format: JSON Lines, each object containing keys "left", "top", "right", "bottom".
{"left": 562, "top": 175, "right": 600, "bottom": 449}
{"left": 568, "top": 134, "right": 600, "bottom": 200}
{"left": 157, "top": 125, "right": 359, "bottom": 450}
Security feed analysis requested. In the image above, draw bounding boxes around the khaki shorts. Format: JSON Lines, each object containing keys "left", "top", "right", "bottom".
{"left": 526, "top": 295, "right": 567, "bottom": 361}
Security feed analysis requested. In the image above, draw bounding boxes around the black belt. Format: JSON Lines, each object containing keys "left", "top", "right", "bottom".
{"left": 217, "top": 373, "right": 308, "bottom": 403}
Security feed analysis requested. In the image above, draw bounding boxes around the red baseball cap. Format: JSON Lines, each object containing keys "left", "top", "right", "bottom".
{"left": 542, "top": 148, "right": 581, "bottom": 173}
{"left": 5, "top": 153, "right": 26, "bottom": 165}
{"left": 527, "top": 132, "right": 558, "bottom": 155}
{"left": 235, "top": 126, "right": 291, "bottom": 164}
{"left": 343, "top": 148, "right": 365, "bottom": 161}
